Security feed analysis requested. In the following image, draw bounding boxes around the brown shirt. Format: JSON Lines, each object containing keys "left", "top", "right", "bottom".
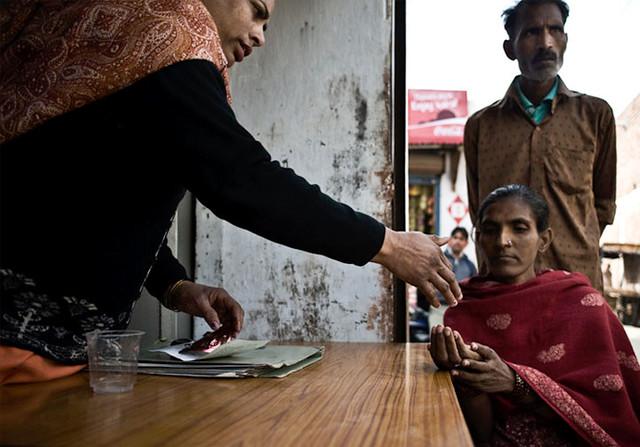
{"left": 464, "top": 77, "right": 616, "bottom": 290}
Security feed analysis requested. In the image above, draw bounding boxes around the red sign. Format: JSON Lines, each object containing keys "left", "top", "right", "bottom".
{"left": 408, "top": 90, "right": 468, "bottom": 145}
{"left": 448, "top": 195, "right": 468, "bottom": 225}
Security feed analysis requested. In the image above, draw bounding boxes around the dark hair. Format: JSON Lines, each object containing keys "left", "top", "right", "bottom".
{"left": 476, "top": 184, "right": 549, "bottom": 232}
{"left": 450, "top": 226, "right": 469, "bottom": 240}
{"left": 502, "top": 0, "right": 570, "bottom": 39}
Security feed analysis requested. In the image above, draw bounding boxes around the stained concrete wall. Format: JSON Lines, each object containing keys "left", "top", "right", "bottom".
{"left": 194, "top": 0, "right": 395, "bottom": 341}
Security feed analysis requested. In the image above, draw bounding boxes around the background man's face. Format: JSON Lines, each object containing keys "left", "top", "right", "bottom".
{"left": 448, "top": 232, "right": 468, "bottom": 256}
{"left": 507, "top": 3, "right": 568, "bottom": 82}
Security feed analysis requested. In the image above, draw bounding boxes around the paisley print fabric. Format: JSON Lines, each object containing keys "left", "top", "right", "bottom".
{"left": 0, "top": 268, "right": 132, "bottom": 363}
{"left": 0, "top": 0, "right": 232, "bottom": 363}
{"left": 0, "top": 0, "right": 231, "bottom": 143}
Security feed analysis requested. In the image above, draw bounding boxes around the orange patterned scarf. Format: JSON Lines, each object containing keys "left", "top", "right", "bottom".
{"left": 0, "top": 0, "right": 231, "bottom": 144}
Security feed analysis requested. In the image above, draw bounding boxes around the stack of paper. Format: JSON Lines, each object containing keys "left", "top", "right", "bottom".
{"left": 137, "top": 340, "right": 323, "bottom": 378}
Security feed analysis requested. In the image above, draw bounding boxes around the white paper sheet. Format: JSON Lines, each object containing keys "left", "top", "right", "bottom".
{"left": 148, "top": 339, "right": 269, "bottom": 362}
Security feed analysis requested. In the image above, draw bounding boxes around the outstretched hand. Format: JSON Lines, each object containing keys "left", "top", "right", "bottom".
{"left": 372, "top": 228, "right": 462, "bottom": 307}
{"left": 168, "top": 281, "right": 244, "bottom": 336}
{"left": 450, "top": 342, "right": 515, "bottom": 394}
{"left": 428, "top": 325, "right": 481, "bottom": 370}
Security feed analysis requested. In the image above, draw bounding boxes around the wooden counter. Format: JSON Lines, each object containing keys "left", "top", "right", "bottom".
{"left": 0, "top": 342, "right": 472, "bottom": 446}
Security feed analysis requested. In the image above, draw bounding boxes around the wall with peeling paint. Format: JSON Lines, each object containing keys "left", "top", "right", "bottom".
{"left": 194, "top": 0, "right": 395, "bottom": 341}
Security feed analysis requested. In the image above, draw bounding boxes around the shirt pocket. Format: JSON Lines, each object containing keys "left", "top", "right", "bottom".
{"left": 544, "top": 145, "right": 594, "bottom": 195}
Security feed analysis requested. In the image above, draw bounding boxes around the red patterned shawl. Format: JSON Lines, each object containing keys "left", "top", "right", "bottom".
{"left": 445, "top": 270, "right": 640, "bottom": 446}
{"left": 0, "top": 0, "right": 231, "bottom": 144}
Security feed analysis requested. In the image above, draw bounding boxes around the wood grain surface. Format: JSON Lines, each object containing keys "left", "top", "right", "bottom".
{"left": 0, "top": 343, "right": 471, "bottom": 446}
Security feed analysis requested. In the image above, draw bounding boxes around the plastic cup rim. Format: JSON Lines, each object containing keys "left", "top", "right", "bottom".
{"left": 85, "top": 329, "right": 145, "bottom": 338}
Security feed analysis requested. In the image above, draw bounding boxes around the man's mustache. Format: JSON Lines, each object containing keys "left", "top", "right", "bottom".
{"left": 533, "top": 50, "right": 558, "bottom": 63}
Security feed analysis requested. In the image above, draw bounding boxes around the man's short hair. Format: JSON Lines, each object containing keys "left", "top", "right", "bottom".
{"left": 450, "top": 226, "right": 469, "bottom": 240}
{"left": 502, "top": 0, "right": 570, "bottom": 39}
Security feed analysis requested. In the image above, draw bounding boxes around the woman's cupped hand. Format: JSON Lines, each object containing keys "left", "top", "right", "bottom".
{"left": 428, "top": 326, "right": 515, "bottom": 395}
{"left": 428, "top": 325, "right": 481, "bottom": 370}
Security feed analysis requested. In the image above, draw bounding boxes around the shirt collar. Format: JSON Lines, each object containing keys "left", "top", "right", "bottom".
{"left": 445, "top": 247, "right": 466, "bottom": 261}
{"left": 516, "top": 76, "right": 558, "bottom": 110}
{"left": 498, "top": 75, "right": 580, "bottom": 111}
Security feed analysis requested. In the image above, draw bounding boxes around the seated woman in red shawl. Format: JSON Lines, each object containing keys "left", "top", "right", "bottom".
{"left": 429, "top": 184, "right": 640, "bottom": 446}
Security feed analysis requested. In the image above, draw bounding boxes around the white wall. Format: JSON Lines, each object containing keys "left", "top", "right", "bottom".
{"left": 194, "top": 0, "right": 396, "bottom": 341}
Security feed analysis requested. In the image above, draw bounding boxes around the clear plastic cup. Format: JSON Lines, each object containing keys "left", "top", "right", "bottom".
{"left": 85, "top": 329, "right": 145, "bottom": 394}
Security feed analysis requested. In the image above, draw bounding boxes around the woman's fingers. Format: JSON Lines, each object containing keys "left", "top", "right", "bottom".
{"left": 454, "top": 331, "right": 470, "bottom": 355}
{"left": 432, "top": 325, "right": 449, "bottom": 364}
{"left": 471, "top": 342, "right": 498, "bottom": 360}
{"left": 199, "top": 299, "right": 222, "bottom": 330}
{"left": 419, "top": 280, "right": 440, "bottom": 308}
{"left": 431, "top": 264, "right": 461, "bottom": 306}
{"left": 425, "top": 274, "right": 456, "bottom": 308}
{"left": 430, "top": 326, "right": 452, "bottom": 369}
{"left": 429, "top": 325, "right": 462, "bottom": 368}
{"left": 459, "top": 358, "right": 490, "bottom": 372}
{"left": 371, "top": 230, "right": 462, "bottom": 307}
{"left": 454, "top": 331, "right": 482, "bottom": 361}
{"left": 431, "top": 235, "right": 452, "bottom": 261}
{"left": 432, "top": 242, "right": 462, "bottom": 303}
{"left": 209, "top": 288, "right": 244, "bottom": 334}
{"left": 169, "top": 282, "right": 244, "bottom": 335}
{"left": 444, "top": 327, "right": 462, "bottom": 365}
{"left": 451, "top": 368, "right": 478, "bottom": 383}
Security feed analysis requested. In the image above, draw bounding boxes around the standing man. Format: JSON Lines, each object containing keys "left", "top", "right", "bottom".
{"left": 464, "top": 0, "right": 616, "bottom": 290}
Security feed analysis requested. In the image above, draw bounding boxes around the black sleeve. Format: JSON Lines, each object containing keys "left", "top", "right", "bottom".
{"left": 148, "top": 60, "right": 385, "bottom": 266}
{"left": 144, "top": 239, "right": 189, "bottom": 299}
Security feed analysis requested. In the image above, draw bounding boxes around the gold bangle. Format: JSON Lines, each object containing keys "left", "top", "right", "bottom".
{"left": 162, "top": 279, "right": 187, "bottom": 311}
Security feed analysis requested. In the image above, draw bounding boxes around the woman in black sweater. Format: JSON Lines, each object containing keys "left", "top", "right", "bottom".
{"left": 0, "top": 0, "right": 460, "bottom": 382}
